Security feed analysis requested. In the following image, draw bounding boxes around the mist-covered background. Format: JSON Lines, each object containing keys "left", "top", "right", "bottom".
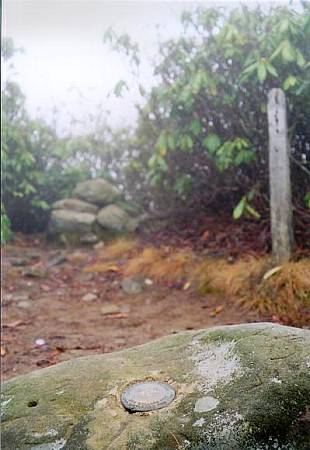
{"left": 3, "top": 1, "right": 196, "bottom": 134}
{"left": 2, "top": 0, "right": 309, "bottom": 244}
{"left": 2, "top": 0, "right": 310, "bottom": 383}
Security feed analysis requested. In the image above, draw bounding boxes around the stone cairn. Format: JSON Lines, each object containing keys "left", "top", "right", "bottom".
{"left": 48, "top": 178, "right": 138, "bottom": 244}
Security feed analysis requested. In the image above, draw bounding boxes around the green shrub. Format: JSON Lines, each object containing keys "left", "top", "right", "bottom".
{"left": 2, "top": 38, "right": 131, "bottom": 233}
{"left": 107, "top": 4, "right": 310, "bottom": 217}
{"left": 1, "top": 203, "right": 12, "bottom": 244}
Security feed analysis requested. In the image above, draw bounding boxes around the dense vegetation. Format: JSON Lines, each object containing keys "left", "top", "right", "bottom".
{"left": 1, "top": 39, "right": 131, "bottom": 236}
{"left": 1, "top": 4, "right": 310, "bottom": 245}
{"left": 106, "top": 4, "right": 310, "bottom": 220}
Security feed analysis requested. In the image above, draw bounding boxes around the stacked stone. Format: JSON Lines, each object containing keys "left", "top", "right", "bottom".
{"left": 49, "top": 178, "right": 138, "bottom": 243}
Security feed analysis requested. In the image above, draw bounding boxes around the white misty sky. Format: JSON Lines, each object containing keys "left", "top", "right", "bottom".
{"left": 3, "top": 0, "right": 289, "bottom": 135}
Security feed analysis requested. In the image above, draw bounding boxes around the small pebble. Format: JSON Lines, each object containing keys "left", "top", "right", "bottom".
{"left": 82, "top": 293, "right": 97, "bottom": 302}
{"left": 100, "top": 305, "right": 120, "bottom": 315}
{"left": 121, "top": 277, "right": 143, "bottom": 295}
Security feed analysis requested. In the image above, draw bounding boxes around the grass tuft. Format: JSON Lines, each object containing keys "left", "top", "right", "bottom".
{"left": 84, "top": 236, "right": 310, "bottom": 325}
{"left": 100, "top": 237, "right": 139, "bottom": 260}
{"left": 193, "top": 256, "right": 270, "bottom": 296}
{"left": 124, "top": 246, "right": 196, "bottom": 281}
{"left": 248, "top": 259, "right": 310, "bottom": 321}
{"left": 83, "top": 237, "right": 138, "bottom": 273}
{"left": 123, "top": 243, "right": 310, "bottom": 325}
{"left": 193, "top": 256, "right": 309, "bottom": 324}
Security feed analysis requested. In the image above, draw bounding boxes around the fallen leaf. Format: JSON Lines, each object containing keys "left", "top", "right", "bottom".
{"left": 183, "top": 281, "right": 191, "bottom": 290}
{"left": 55, "top": 345, "right": 65, "bottom": 352}
{"left": 201, "top": 230, "right": 210, "bottom": 241}
{"left": 84, "top": 263, "right": 120, "bottom": 273}
{"left": 263, "top": 266, "right": 282, "bottom": 281}
{"left": 40, "top": 284, "right": 51, "bottom": 292}
{"left": 215, "top": 305, "right": 224, "bottom": 314}
{"left": 104, "top": 313, "right": 128, "bottom": 319}
{"left": 107, "top": 265, "right": 120, "bottom": 272}
{"left": 210, "top": 305, "right": 224, "bottom": 317}
{"left": 50, "top": 346, "right": 66, "bottom": 358}
{"left": 1, "top": 346, "right": 7, "bottom": 357}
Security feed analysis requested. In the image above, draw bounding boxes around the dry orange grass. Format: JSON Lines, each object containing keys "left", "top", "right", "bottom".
{"left": 193, "top": 256, "right": 309, "bottom": 324}
{"left": 123, "top": 244, "right": 309, "bottom": 324}
{"left": 100, "top": 237, "right": 139, "bottom": 260}
{"left": 248, "top": 259, "right": 310, "bottom": 321}
{"left": 192, "top": 256, "right": 270, "bottom": 296}
{"left": 124, "top": 246, "right": 196, "bottom": 281}
{"left": 83, "top": 237, "right": 138, "bottom": 273}
{"left": 83, "top": 261, "right": 121, "bottom": 273}
{"left": 83, "top": 236, "right": 310, "bottom": 325}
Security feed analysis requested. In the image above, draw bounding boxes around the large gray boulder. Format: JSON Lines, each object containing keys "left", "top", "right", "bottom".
{"left": 52, "top": 199, "right": 99, "bottom": 215}
{"left": 1, "top": 323, "right": 309, "bottom": 450}
{"left": 49, "top": 209, "right": 96, "bottom": 235}
{"left": 97, "top": 204, "right": 138, "bottom": 233}
{"left": 73, "top": 179, "right": 120, "bottom": 207}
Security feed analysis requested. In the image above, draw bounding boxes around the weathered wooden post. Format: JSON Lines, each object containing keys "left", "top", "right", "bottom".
{"left": 267, "top": 88, "right": 294, "bottom": 263}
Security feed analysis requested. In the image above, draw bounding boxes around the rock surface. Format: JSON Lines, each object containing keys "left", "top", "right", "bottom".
{"left": 97, "top": 204, "right": 138, "bottom": 233}
{"left": 82, "top": 293, "right": 98, "bottom": 302}
{"left": 121, "top": 276, "right": 144, "bottom": 294}
{"left": 2, "top": 323, "right": 309, "bottom": 450}
{"left": 80, "top": 233, "right": 98, "bottom": 245}
{"left": 100, "top": 304, "right": 121, "bottom": 315}
{"left": 52, "top": 199, "right": 99, "bottom": 215}
{"left": 49, "top": 210, "right": 96, "bottom": 235}
{"left": 48, "top": 178, "right": 141, "bottom": 244}
{"left": 73, "top": 179, "right": 120, "bottom": 207}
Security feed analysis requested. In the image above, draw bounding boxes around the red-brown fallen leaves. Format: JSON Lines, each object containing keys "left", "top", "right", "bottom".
{"left": 40, "top": 284, "right": 51, "bottom": 292}
{"left": 210, "top": 305, "right": 224, "bottom": 317}
{"left": 3, "top": 231, "right": 308, "bottom": 383}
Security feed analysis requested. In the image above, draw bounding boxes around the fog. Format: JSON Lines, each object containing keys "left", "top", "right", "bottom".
{"left": 3, "top": 0, "right": 289, "bottom": 135}
{"left": 3, "top": 1, "right": 195, "bottom": 134}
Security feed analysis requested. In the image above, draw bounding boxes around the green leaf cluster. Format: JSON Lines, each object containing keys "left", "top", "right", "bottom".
{"left": 119, "top": 3, "right": 310, "bottom": 216}
{"left": 1, "top": 203, "right": 12, "bottom": 243}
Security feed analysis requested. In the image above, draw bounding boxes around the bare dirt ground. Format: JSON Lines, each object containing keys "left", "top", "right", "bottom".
{"left": 2, "top": 234, "right": 261, "bottom": 381}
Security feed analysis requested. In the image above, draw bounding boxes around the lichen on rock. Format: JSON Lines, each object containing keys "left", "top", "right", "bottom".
{"left": 73, "top": 179, "right": 120, "bottom": 207}
{"left": 48, "top": 178, "right": 139, "bottom": 245}
{"left": 1, "top": 323, "right": 309, "bottom": 449}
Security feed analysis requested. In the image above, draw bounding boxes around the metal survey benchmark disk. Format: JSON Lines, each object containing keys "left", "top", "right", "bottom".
{"left": 121, "top": 381, "right": 176, "bottom": 412}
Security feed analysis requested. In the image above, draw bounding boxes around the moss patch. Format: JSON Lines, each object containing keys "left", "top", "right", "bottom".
{"left": 1, "top": 323, "right": 310, "bottom": 450}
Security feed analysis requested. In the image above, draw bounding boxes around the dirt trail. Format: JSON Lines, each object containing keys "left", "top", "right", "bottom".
{"left": 2, "top": 235, "right": 260, "bottom": 381}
